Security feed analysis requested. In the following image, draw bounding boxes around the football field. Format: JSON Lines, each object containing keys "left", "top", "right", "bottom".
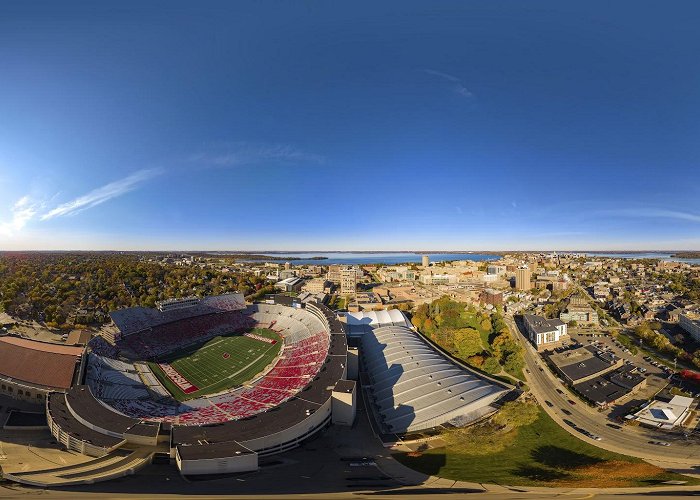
{"left": 148, "top": 328, "right": 282, "bottom": 401}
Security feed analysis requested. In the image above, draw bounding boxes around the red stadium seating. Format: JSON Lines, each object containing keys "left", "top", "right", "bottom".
{"left": 101, "top": 305, "right": 331, "bottom": 425}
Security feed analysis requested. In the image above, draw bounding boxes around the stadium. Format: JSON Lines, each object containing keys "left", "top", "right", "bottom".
{"left": 0, "top": 293, "right": 512, "bottom": 487}
{"left": 3, "top": 293, "right": 354, "bottom": 485}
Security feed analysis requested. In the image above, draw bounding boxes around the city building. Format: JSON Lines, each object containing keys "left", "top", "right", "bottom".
{"left": 422, "top": 255, "right": 430, "bottom": 267}
{"left": 275, "top": 277, "right": 304, "bottom": 293}
{"left": 487, "top": 264, "right": 506, "bottom": 275}
{"left": 633, "top": 395, "right": 694, "bottom": 429}
{"left": 560, "top": 294, "right": 599, "bottom": 325}
{"left": 327, "top": 265, "right": 361, "bottom": 295}
{"left": 547, "top": 345, "right": 622, "bottom": 385}
{"left": 419, "top": 273, "right": 458, "bottom": 285}
{"left": 592, "top": 282, "right": 611, "bottom": 300}
{"left": 479, "top": 288, "right": 504, "bottom": 306}
{"left": 377, "top": 266, "right": 416, "bottom": 282}
{"left": 679, "top": 312, "right": 700, "bottom": 342}
{"left": 523, "top": 314, "right": 567, "bottom": 350}
{"left": 301, "top": 278, "right": 331, "bottom": 294}
{"left": 340, "top": 267, "right": 358, "bottom": 295}
{"left": 574, "top": 364, "right": 646, "bottom": 408}
{"left": 515, "top": 266, "right": 532, "bottom": 291}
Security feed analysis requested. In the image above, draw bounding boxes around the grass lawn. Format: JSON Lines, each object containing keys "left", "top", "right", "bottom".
{"left": 394, "top": 408, "right": 700, "bottom": 488}
{"left": 148, "top": 328, "right": 281, "bottom": 401}
{"left": 329, "top": 295, "right": 347, "bottom": 310}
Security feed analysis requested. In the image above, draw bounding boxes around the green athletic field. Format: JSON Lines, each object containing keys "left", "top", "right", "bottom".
{"left": 148, "top": 328, "right": 282, "bottom": 401}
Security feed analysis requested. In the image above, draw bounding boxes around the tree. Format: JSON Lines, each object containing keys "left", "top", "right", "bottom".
{"left": 482, "top": 356, "right": 501, "bottom": 374}
{"left": 503, "top": 351, "right": 525, "bottom": 375}
{"left": 453, "top": 327, "right": 483, "bottom": 359}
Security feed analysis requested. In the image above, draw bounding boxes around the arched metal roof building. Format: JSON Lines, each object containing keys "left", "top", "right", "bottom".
{"left": 362, "top": 325, "right": 510, "bottom": 433}
{"left": 345, "top": 309, "right": 411, "bottom": 336}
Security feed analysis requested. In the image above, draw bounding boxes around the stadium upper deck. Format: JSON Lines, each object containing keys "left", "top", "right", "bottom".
{"left": 109, "top": 293, "right": 245, "bottom": 337}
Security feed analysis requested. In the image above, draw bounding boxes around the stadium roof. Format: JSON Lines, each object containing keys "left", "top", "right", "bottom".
{"left": 0, "top": 336, "right": 83, "bottom": 390}
{"left": 345, "top": 309, "right": 411, "bottom": 336}
{"left": 362, "top": 325, "right": 510, "bottom": 434}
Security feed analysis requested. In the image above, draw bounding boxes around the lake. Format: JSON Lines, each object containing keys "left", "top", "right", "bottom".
{"left": 236, "top": 252, "right": 499, "bottom": 266}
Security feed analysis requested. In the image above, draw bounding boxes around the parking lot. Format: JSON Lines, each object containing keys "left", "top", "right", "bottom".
{"left": 556, "top": 330, "right": 686, "bottom": 418}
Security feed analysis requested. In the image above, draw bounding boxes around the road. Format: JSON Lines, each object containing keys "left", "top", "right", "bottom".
{"left": 506, "top": 314, "right": 700, "bottom": 470}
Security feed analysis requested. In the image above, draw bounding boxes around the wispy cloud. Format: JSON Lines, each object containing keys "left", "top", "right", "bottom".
{"left": 0, "top": 196, "right": 42, "bottom": 237}
{"left": 424, "top": 69, "right": 474, "bottom": 99}
{"left": 598, "top": 208, "right": 700, "bottom": 223}
{"left": 190, "top": 142, "right": 325, "bottom": 167}
{"left": 41, "top": 168, "right": 162, "bottom": 220}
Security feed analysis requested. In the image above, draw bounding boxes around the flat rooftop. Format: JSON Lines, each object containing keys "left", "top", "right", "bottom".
{"left": 549, "top": 346, "right": 617, "bottom": 382}
{"left": 177, "top": 440, "right": 255, "bottom": 461}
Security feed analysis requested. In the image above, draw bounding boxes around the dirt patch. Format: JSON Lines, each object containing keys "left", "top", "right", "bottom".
{"left": 553, "top": 461, "right": 668, "bottom": 488}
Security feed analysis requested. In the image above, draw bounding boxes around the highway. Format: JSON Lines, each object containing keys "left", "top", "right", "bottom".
{"left": 506, "top": 314, "right": 700, "bottom": 470}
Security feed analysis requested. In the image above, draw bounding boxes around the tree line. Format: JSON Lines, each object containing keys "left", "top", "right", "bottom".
{"left": 0, "top": 252, "right": 270, "bottom": 329}
{"left": 411, "top": 296, "right": 525, "bottom": 378}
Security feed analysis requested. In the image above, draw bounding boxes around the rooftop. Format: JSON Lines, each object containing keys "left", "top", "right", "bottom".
{"left": 0, "top": 336, "right": 83, "bottom": 390}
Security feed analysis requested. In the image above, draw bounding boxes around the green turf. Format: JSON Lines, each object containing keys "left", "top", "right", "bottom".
{"left": 394, "top": 408, "right": 700, "bottom": 487}
{"left": 148, "top": 328, "right": 282, "bottom": 401}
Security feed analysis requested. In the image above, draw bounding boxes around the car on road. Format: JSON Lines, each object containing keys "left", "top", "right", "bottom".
{"left": 606, "top": 423, "right": 622, "bottom": 430}
{"left": 561, "top": 408, "right": 572, "bottom": 415}
{"left": 568, "top": 399, "right": 576, "bottom": 405}
{"left": 649, "top": 440, "right": 671, "bottom": 446}
{"left": 563, "top": 419, "right": 577, "bottom": 428}
{"left": 544, "top": 400, "right": 553, "bottom": 407}
{"left": 556, "top": 388, "right": 564, "bottom": 394}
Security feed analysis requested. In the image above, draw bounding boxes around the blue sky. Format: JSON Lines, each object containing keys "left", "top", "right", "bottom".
{"left": 1, "top": 1, "right": 699, "bottom": 251}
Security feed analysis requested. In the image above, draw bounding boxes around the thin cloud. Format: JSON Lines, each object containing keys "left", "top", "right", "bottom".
{"left": 0, "top": 196, "right": 41, "bottom": 237}
{"left": 424, "top": 69, "right": 474, "bottom": 99}
{"left": 599, "top": 208, "right": 700, "bottom": 223}
{"left": 190, "top": 142, "right": 325, "bottom": 167}
{"left": 41, "top": 168, "right": 162, "bottom": 220}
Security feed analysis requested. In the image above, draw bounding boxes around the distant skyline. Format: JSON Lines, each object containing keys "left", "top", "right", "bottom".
{"left": 1, "top": 1, "right": 700, "bottom": 251}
